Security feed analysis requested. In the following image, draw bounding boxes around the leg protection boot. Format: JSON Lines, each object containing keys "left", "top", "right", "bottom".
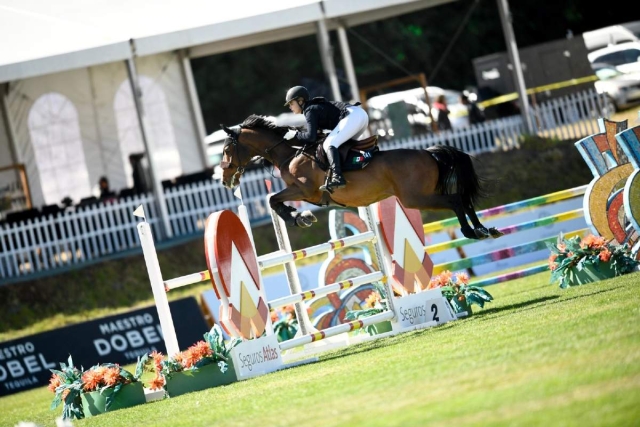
{"left": 319, "top": 146, "right": 346, "bottom": 192}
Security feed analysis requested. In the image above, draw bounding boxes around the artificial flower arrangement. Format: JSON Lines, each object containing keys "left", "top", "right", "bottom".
{"left": 48, "top": 356, "right": 145, "bottom": 420}
{"left": 547, "top": 233, "right": 639, "bottom": 288}
{"left": 426, "top": 270, "right": 493, "bottom": 315}
{"left": 344, "top": 282, "right": 392, "bottom": 335}
{"left": 146, "top": 324, "right": 241, "bottom": 397}
{"left": 271, "top": 304, "right": 299, "bottom": 342}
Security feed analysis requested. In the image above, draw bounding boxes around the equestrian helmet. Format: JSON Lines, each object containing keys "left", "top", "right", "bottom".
{"left": 284, "top": 86, "right": 309, "bottom": 106}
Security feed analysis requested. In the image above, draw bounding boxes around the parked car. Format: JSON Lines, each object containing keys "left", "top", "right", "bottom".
{"left": 582, "top": 23, "right": 640, "bottom": 52}
{"left": 587, "top": 42, "right": 640, "bottom": 74}
{"left": 365, "top": 86, "right": 470, "bottom": 138}
{"left": 591, "top": 63, "right": 640, "bottom": 111}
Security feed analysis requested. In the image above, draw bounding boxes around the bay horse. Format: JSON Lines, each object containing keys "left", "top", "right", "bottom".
{"left": 219, "top": 115, "right": 502, "bottom": 240}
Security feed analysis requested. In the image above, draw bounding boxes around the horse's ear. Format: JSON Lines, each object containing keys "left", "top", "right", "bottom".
{"left": 221, "top": 124, "right": 236, "bottom": 137}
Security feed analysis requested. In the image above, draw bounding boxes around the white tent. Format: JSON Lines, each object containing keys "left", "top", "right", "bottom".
{"left": 0, "top": 0, "right": 455, "bottom": 233}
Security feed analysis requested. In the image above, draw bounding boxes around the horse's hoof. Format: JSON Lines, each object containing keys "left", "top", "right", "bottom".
{"left": 488, "top": 227, "right": 504, "bottom": 238}
{"left": 300, "top": 210, "right": 317, "bottom": 223}
{"left": 460, "top": 226, "right": 478, "bottom": 239}
{"left": 294, "top": 213, "right": 313, "bottom": 228}
{"left": 474, "top": 227, "right": 490, "bottom": 240}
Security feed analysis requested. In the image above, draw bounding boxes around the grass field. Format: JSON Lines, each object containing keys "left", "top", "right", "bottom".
{"left": 2, "top": 270, "right": 639, "bottom": 427}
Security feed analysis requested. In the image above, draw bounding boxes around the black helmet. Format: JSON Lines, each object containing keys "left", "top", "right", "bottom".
{"left": 284, "top": 86, "right": 309, "bottom": 106}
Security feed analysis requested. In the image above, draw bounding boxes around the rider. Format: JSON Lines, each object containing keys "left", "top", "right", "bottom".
{"left": 282, "top": 86, "right": 369, "bottom": 192}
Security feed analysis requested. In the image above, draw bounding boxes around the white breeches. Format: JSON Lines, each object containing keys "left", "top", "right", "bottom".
{"left": 323, "top": 106, "right": 369, "bottom": 151}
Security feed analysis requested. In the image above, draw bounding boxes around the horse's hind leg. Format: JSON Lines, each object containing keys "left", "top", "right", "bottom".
{"left": 463, "top": 203, "right": 504, "bottom": 239}
{"left": 408, "top": 194, "right": 480, "bottom": 240}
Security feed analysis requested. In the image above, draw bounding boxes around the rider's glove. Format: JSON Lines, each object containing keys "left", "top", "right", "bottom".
{"left": 283, "top": 129, "right": 297, "bottom": 140}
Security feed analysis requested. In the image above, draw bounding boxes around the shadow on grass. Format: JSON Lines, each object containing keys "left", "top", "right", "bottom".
{"left": 318, "top": 321, "right": 461, "bottom": 363}
{"left": 473, "top": 295, "right": 560, "bottom": 318}
{"left": 474, "top": 286, "right": 620, "bottom": 322}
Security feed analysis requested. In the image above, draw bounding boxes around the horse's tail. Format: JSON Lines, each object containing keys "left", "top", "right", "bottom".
{"left": 427, "top": 145, "right": 487, "bottom": 206}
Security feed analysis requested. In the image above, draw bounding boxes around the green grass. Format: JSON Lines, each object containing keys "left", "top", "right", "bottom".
{"left": 2, "top": 270, "right": 639, "bottom": 427}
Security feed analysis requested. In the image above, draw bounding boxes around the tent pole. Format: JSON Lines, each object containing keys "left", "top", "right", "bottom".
{"left": 179, "top": 50, "right": 208, "bottom": 170}
{"left": 1, "top": 83, "right": 20, "bottom": 165}
{"left": 316, "top": 19, "right": 342, "bottom": 102}
{"left": 337, "top": 25, "right": 360, "bottom": 103}
{"left": 496, "top": 0, "right": 533, "bottom": 134}
{"left": 125, "top": 41, "right": 173, "bottom": 238}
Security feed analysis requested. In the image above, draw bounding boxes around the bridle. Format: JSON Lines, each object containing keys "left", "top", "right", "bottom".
{"left": 219, "top": 135, "right": 246, "bottom": 187}
{"left": 219, "top": 128, "right": 296, "bottom": 186}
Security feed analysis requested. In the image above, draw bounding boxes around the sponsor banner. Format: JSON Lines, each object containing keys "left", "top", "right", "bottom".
{"left": 0, "top": 297, "right": 207, "bottom": 397}
{"left": 394, "top": 289, "right": 454, "bottom": 330}
{"left": 230, "top": 335, "right": 282, "bottom": 380}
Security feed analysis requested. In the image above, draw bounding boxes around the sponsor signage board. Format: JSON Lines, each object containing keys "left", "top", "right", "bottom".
{"left": 0, "top": 297, "right": 207, "bottom": 397}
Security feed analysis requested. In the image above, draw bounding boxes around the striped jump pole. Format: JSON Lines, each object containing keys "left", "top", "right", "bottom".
{"left": 472, "top": 264, "right": 550, "bottom": 288}
{"left": 279, "top": 310, "right": 395, "bottom": 351}
{"left": 163, "top": 231, "right": 376, "bottom": 290}
{"left": 258, "top": 231, "right": 376, "bottom": 269}
{"left": 432, "top": 229, "right": 587, "bottom": 274}
{"left": 268, "top": 272, "right": 385, "bottom": 310}
{"left": 423, "top": 185, "right": 587, "bottom": 233}
{"left": 426, "top": 209, "right": 584, "bottom": 254}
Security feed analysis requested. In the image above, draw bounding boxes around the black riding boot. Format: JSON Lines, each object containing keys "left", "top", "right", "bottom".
{"left": 319, "top": 146, "right": 346, "bottom": 192}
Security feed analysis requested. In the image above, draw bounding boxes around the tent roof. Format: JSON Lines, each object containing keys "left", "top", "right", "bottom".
{"left": 0, "top": 0, "right": 454, "bottom": 83}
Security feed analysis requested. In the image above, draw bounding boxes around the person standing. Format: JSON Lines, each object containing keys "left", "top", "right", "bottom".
{"left": 461, "top": 94, "right": 486, "bottom": 125}
{"left": 433, "top": 94, "right": 452, "bottom": 131}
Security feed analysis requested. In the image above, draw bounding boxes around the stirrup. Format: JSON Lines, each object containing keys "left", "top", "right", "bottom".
{"left": 319, "top": 175, "right": 346, "bottom": 193}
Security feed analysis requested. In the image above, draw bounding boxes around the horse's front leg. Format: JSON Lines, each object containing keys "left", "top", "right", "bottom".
{"left": 269, "top": 187, "right": 318, "bottom": 228}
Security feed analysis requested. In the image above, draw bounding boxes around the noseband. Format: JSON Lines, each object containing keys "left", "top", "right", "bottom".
{"left": 220, "top": 137, "right": 245, "bottom": 185}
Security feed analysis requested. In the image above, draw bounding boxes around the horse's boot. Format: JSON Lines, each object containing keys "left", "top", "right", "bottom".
{"left": 319, "top": 146, "right": 346, "bottom": 192}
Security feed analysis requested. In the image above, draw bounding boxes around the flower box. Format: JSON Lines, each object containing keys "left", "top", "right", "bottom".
{"left": 548, "top": 234, "right": 638, "bottom": 288}
{"left": 566, "top": 261, "right": 616, "bottom": 286}
{"left": 165, "top": 361, "right": 237, "bottom": 397}
{"left": 367, "top": 320, "right": 392, "bottom": 336}
{"left": 81, "top": 381, "right": 146, "bottom": 417}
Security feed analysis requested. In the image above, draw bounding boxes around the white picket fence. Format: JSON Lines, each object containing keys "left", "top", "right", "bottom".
{"left": 0, "top": 89, "right": 609, "bottom": 281}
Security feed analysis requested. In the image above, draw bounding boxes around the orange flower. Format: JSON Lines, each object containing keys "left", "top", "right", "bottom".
{"left": 599, "top": 248, "right": 612, "bottom": 262}
{"left": 82, "top": 369, "right": 102, "bottom": 392}
{"left": 455, "top": 272, "right": 469, "bottom": 285}
{"left": 173, "top": 352, "right": 186, "bottom": 367}
{"left": 148, "top": 376, "right": 165, "bottom": 391}
{"left": 181, "top": 349, "right": 200, "bottom": 368}
{"left": 581, "top": 234, "right": 606, "bottom": 250}
{"left": 191, "top": 341, "right": 212, "bottom": 359}
{"left": 48, "top": 374, "right": 62, "bottom": 393}
{"left": 548, "top": 253, "right": 558, "bottom": 269}
{"left": 439, "top": 270, "right": 453, "bottom": 285}
{"left": 61, "top": 389, "right": 70, "bottom": 400}
{"left": 150, "top": 351, "right": 164, "bottom": 372}
{"left": 103, "top": 367, "right": 121, "bottom": 387}
{"left": 557, "top": 243, "right": 566, "bottom": 252}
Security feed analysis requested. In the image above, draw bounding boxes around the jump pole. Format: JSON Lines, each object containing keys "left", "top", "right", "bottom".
{"left": 264, "top": 195, "right": 315, "bottom": 335}
{"left": 136, "top": 219, "right": 181, "bottom": 357}
{"left": 423, "top": 185, "right": 587, "bottom": 233}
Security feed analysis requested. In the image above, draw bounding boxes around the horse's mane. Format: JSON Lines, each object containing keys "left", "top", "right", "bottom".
{"left": 241, "top": 115, "right": 288, "bottom": 137}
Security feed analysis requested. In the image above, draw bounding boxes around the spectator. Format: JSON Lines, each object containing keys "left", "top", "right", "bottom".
{"left": 129, "top": 153, "right": 150, "bottom": 194}
{"left": 461, "top": 94, "right": 486, "bottom": 125}
{"left": 433, "top": 95, "right": 452, "bottom": 131}
{"left": 98, "top": 176, "right": 116, "bottom": 201}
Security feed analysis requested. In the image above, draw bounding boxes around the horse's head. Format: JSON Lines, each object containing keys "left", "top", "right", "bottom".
{"left": 219, "top": 124, "right": 252, "bottom": 189}
{"left": 219, "top": 115, "right": 290, "bottom": 189}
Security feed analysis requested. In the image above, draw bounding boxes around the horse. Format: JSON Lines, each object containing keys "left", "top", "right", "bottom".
{"left": 219, "top": 114, "right": 502, "bottom": 240}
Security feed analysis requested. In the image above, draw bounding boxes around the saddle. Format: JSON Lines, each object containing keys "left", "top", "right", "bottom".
{"left": 314, "top": 134, "right": 379, "bottom": 172}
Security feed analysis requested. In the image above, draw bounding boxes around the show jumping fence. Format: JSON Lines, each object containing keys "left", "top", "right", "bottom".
{"left": 0, "top": 89, "right": 607, "bottom": 282}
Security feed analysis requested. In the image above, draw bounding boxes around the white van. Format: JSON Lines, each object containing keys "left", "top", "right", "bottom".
{"left": 582, "top": 22, "right": 640, "bottom": 52}
{"left": 588, "top": 42, "right": 640, "bottom": 74}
